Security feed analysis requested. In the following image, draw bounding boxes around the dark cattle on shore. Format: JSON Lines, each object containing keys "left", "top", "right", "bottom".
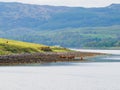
{"left": 59, "top": 55, "right": 75, "bottom": 59}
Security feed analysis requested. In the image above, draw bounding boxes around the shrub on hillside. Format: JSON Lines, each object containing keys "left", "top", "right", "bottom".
{"left": 39, "top": 47, "right": 52, "bottom": 52}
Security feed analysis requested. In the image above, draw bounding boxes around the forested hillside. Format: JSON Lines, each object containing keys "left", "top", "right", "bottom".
{"left": 0, "top": 2, "right": 120, "bottom": 48}
{"left": 0, "top": 2, "right": 120, "bottom": 30}
{"left": 0, "top": 26, "right": 120, "bottom": 48}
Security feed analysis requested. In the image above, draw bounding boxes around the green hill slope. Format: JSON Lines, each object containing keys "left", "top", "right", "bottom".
{"left": 0, "top": 2, "right": 120, "bottom": 30}
{"left": 0, "top": 2, "right": 120, "bottom": 48}
{"left": 0, "top": 38, "right": 70, "bottom": 55}
{"left": 2, "top": 25, "right": 119, "bottom": 49}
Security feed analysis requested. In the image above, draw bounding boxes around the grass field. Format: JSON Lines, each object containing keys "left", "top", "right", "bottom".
{"left": 0, "top": 38, "right": 71, "bottom": 55}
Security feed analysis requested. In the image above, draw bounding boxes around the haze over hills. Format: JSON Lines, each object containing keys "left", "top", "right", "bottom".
{"left": 0, "top": 2, "right": 120, "bottom": 48}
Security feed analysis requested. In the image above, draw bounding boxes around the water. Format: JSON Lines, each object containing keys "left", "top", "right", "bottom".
{"left": 71, "top": 49, "right": 120, "bottom": 55}
{"left": 0, "top": 50, "right": 120, "bottom": 90}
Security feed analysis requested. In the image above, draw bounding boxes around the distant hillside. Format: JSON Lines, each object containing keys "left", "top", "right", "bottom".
{"left": 0, "top": 2, "right": 120, "bottom": 48}
{"left": 0, "top": 2, "right": 120, "bottom": 30}
{"left": 0, "top": 25, "right": 120, "bottom": 49}
{"left": 0, "top": 38, "right": 70, "bottom": 55}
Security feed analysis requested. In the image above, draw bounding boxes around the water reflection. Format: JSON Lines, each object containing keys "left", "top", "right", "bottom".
{"left": 88, "top": 55, "right": 120, "bottom": 62}
{"left": 43, "top": 55, "right": 120, "bottom": 65}
{"left": 15, "top": 54, "right": 120, "bottom": 67}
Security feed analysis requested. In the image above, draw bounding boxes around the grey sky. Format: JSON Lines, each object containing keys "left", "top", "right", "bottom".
{"left": 0, "top": 0, "right": 120, "bottom": 7}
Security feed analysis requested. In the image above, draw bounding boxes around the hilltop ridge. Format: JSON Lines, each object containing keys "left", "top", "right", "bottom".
{"left": 0, "top": 2, "right": 120, "bottom": 30}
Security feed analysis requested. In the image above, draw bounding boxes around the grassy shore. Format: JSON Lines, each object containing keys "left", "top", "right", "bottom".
{"left": 0, "top": 38, "right": 104, "bottom": 65}
{"left": 0, "top": 38, "right": 71, "bottom": 55}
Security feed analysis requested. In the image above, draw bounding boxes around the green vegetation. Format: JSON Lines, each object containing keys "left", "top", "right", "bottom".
{"left": 0, "top": 3, "right": 120, "bottom": 30}
{"left": 1, "top": 25, "right": 119, "bottom": 49}
{"left": 0, "top": 38, "right": 71, "bottom": 55}
{"left": 0, "top": 2, "right": 120, "bottom": 49}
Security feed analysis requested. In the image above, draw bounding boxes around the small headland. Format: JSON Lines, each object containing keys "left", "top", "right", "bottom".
{"left": 0, "top": 38, "right": 104, "bottom": 65}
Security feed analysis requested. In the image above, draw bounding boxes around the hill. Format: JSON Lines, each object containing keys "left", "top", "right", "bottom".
{"left": 0, "top": 2, "right": 120, "bottom": 30}
{"left": 0, "top": 2, "right": 120, "bottom": 48}
{"left": 0, "top": 38, "right": 70, "bottom": 55}
{"left": 1, "top": 25, "right": 120, "bottom": 49}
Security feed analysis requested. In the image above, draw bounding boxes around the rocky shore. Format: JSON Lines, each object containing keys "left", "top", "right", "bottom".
{"left": 0, "top": 52, "right": 102, "bottom": 65}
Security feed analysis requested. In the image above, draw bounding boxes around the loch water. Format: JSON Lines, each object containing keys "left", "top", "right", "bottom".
{"left": 0, "top": 50, "right": 120, "bottom": 90}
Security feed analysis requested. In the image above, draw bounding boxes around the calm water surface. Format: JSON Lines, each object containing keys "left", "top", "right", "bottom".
{"left": 25, "top": 49, "right": 120, "bottom": 66}
{"left": 0, "top": 50, "right": 120, "bottom": 90}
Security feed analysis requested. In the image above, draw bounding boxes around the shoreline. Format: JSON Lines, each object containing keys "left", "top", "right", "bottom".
{"left": 0, "top": 51, "right": 104, "bottom": 65}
